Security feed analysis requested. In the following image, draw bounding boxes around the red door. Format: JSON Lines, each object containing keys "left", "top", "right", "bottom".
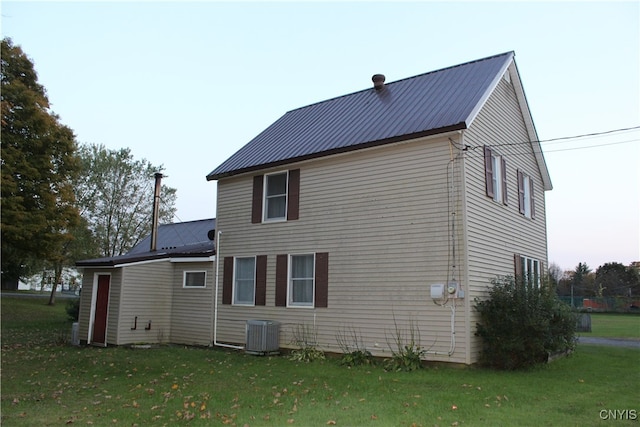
{"left": 92, "top": 275, "right": 110, "bottom": 346}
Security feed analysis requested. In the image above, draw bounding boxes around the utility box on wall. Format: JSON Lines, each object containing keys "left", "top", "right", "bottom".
{"left": 245, "top": 320, "right": 280, "bottom": 355}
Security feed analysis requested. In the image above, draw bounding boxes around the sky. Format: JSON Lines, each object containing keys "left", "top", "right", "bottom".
{"left": 2, "top": 1, "right": 639, "bottom": 272}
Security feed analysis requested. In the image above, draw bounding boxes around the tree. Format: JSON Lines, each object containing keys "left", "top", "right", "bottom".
{"left": 75, "top": 143, "right": 177, "bottom": 257}
{"left": 571, "top": 262, "right": 594, "bottom": 296}
{"left": 595, "top": 262, "right": 640, "bottom": 297}
{"left": 1, "top": 38, "right": 81, "bottom": 290}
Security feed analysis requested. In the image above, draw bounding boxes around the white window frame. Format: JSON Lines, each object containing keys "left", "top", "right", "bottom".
{"left": 492, "top": 154, "right": 504, "bottom": 204}
{"left": 263, "top": 171, "right": 289, "bottom": 222}
{"left": 183, "top": 270, "right": 207, "bottom": 288}
{"left": 233, "top": 256, "right": 256, "bottom": 306}
{"left": 288, "top": 253, "right": 315, "bottom": 308}
{"left": 520, "top": 255, "right": 541, "bottom": 287}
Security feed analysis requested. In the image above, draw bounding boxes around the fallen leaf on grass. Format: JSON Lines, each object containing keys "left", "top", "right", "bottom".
{"left": 327, "top": 420, "right": 336, "bottom": 425}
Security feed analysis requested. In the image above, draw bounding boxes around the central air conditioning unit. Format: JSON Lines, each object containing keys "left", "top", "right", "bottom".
{"left": 245, "top": 320, "right": 280, "bottom": 355}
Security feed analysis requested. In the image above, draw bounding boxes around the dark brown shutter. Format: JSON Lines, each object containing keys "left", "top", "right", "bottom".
{"left": 251, "top": 175, "right": 264, "bottom": 224}
{"left": 255, "top": 255, "right": 267, "bottom": 306}
{"left": 314, "top": 252, "right": 329, "bottom": 308}
{"left": 501, "top": 157, "right": 508, "bottom": 205}
{"left": 275, "top": 254, "right": 288, "bottom": 307}
{"left": 529, "top": 177, "right": 536, "bottom": 219}
{"left": 514, "top": 253, "right": 523, "bottom": 284}
{"left": 484, "top": 146, "right": 494, "bottom": 198}
{"left": 222, "top": 257, "right": 233, "bottom": 304}
{"left": 517, "top": 170, "right": 525, "bottom": 215}
{"left": 287, "top": 169, "right": 300, "bottom": 221}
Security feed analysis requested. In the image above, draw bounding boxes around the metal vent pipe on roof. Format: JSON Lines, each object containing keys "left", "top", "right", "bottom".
{"left": 372, "top": 74, "right": 385, "bottom": 90}
{"left": 150, "top": 172, "right": 163, "bottom": 252}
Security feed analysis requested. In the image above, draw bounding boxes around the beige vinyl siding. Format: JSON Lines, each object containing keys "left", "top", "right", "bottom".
{"left": 215, "top": 135, "right": 468, "bottom": 363}
{"left": 170, "top": 262, "right": 214, "bottom": 346}
{"left": 116, "top": 262, "right": 173, "bottom": 344}
{"left": 462, "top": 74, "right": 549, "bottom": 361}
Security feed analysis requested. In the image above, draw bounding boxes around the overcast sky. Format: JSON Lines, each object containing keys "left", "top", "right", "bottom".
{"left": 2, "top": 1, "right": 639, "bottom": 272}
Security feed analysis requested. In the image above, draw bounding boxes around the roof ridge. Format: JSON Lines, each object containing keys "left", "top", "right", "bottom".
{"left": 288, "top": 51, "right": 515, "bottom": 114}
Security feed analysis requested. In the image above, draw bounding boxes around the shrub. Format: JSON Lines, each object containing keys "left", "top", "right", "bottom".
{"left": 336, "top": 326, "right": 373, "bottom": 367}
{"left": 65, "top": 298, "right": 80, "bottom": 321}
{"left": 384, "top": 318, "right": 425, "bottom": 372}
{"left": 289, "top": 323, "right": 325, "bottom": 363}
{"left": 475, "top": 276, "right": 577, "bottom": 370}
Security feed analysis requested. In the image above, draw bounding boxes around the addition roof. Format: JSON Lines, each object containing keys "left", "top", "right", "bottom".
{"left": 207, "top": 51, "right": 549, "bottom": 188}
{"left": 76, "top": 218, "right": 216, "bottom": 268}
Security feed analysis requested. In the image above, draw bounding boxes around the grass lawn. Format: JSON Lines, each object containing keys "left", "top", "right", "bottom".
{"left": 1, "top": 296, "right": 639, "bottom": 426}
{"left": 578, "top": 313, "right": 640, "bottom": 340}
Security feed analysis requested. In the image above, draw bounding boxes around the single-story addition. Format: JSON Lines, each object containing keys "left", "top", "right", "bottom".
{"left": 206, "top": 51, "right": 552, "bottom": 365}
{"left": 76, "top": 218, "right": 216, "bottom": 347}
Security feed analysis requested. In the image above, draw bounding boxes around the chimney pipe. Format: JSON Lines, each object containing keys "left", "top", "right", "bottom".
{"left": 150, "top": 172, "right": 163, "bottom": 252}
{"left": 372, "top": 74, "right": 385, "bottom": 90}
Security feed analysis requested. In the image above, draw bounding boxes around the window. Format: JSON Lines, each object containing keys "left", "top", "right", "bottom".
{"left": 233, "top": 257, "right": 256, "bottom": 305}
{"left": 289, "top": 254, "right": 315, "bottom": 307}
{"left": 275, "top": 252, "right": 329, "bottom": 308}
{"left": 252, "top": 169, "right": 300, "bottom": 223}
{"left": 183, "top": 271, "right": 206, "bottom": 288}
{"left": 518, "top": 170, "right": 535, "bottom": 218}
{"left": 484, "top": 146, "right": 508, "bottom": 205}
{"left": 264, "top": 172, "right": 288, "bottom": 221}
{"left": 515, "top": 254, "right": 541, "bottom": 287}
{"left": 222, "top": 256, "right": 267, "bottom": 305}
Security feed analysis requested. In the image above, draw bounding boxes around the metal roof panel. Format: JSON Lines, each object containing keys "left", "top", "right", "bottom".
{"left": 208, "top": 52, "right": 514, "bottom": 179}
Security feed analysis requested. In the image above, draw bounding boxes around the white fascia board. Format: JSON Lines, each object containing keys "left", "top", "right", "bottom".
{"left": 169, "top": 256, "right": 215, "bottom": 263}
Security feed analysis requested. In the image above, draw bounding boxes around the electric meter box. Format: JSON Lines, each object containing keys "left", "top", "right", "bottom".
{"left": 430, "top": 284, "right": 444, "bottom": 299}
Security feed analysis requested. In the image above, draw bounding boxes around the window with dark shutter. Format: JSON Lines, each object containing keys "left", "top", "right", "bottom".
{"left": 255, "top": 255, "right": 267, "bottom": 306}
{"left": 252, "top": 175, "right": 264, "bottom": 224}
{"left": 222, "top": 257, "right": 233, "bottom": 304}
{"left": 314, "top": 252, "right": 329, "bottom": 308}
{"left": 484, "top": 146, "right": 494, "bottom": 198}
{"left": 275, "top": 254, "right": 288, "bottom": 307}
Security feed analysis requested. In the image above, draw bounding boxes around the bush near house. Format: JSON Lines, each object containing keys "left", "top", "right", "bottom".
{"left": 475, "top": 276, "right": 577, "bottom": 370}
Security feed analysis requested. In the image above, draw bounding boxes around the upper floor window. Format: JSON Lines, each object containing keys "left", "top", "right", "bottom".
{"left": 484, "top": 146, "right": 508, "bottom": 205}
{"left": 264, "top": 172, "right": 288, "bottom": 221}
{"left": 518, "top": 170, "right": 535, "bottom": 219}
{"left": 252, "top": 169, "right": 300, "bottom": 223}
{"left": 183, "top": 271, "right": 206, "bottom": 288}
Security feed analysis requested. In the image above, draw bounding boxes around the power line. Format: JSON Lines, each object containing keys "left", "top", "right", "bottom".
{"left": 462, "top": 125, "right": 640, "bottom": 157}
{"left": 536, "top": 125, "right": 640, "bottom": 145}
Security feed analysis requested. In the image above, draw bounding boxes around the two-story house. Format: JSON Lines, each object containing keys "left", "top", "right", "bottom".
{"left": 206, "top": 51, "right": 551, "bottom": 364}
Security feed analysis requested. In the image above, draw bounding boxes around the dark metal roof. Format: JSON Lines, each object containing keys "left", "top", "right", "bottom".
{"left": 128, "top": 218, "right": 216, "bottom": 255}
{"left": 207, "top": 52, "right": 514, "bottom": 180}
{"left": 76, "top": 219, "right": 216, "bottom": 267}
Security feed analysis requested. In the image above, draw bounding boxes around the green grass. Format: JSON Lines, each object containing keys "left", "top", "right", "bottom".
{"left": 578, "top": 313, "right": 640, "bottom": 339}
{"left": 2, "top": 296, "right": 639, "bottom": 426}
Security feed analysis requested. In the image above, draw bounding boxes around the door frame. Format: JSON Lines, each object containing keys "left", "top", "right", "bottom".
{"left": 89, "top": 273, "right": 111, "bottom": 346}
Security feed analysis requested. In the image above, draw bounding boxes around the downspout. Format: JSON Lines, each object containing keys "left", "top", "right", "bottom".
{"left": 458, "top": 130, "right": 473, "bottom": 365}
{"left": 212, "top": 230, "right": 244, "bottom": 350}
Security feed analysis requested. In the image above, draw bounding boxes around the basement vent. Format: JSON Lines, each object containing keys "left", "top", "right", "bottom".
{"left": 245, "top": 320, "right": 280, "bottom": 355}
